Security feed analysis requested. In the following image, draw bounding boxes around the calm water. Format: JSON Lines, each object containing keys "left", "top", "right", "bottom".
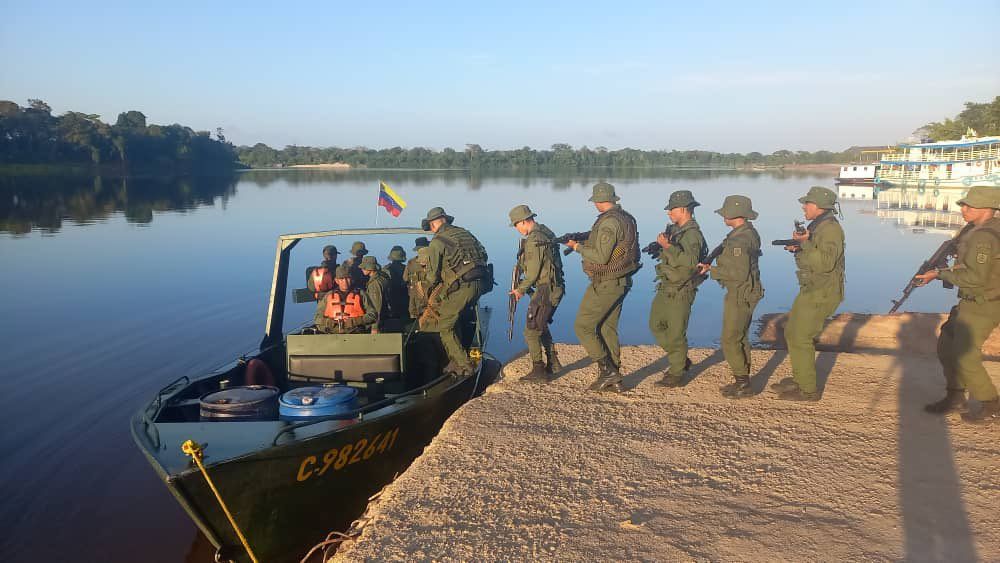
{"left": 0, "top": 169, "right": 958, "bottom": 562}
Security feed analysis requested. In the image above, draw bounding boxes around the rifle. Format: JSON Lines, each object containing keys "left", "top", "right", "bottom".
{"left": 539, "top": 231, "right": 591, "bottom": 256}
{"left": 642, "top": 224, "right": 684, "bottom": 258}
{"left": 771, "top": 220, "right": 807, "bottom": 248}
{"left": 508, "top": 239, "right": 525, "bottom": 341}
{"left": 888, "top": 223, "right": 974, "bottom": 314}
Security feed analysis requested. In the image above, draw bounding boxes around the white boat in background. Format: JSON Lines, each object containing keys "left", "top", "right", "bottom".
{"left": 836, "top": 147, "right": 891, "bottom": 200}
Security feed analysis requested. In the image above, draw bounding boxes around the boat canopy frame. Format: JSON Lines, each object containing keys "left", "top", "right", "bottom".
{"left": 262, "top": 227, "right": 427, "bottom": 350}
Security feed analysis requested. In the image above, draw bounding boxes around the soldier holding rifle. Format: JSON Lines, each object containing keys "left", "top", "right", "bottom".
{"left": 508, "top": 205, "right": 565, "bottom": 382}
{"left": 562, "top": 182, "right": 640, "bottom": 392}
{"left": 913, "top": 185, "right": 1000, "bottom": 423}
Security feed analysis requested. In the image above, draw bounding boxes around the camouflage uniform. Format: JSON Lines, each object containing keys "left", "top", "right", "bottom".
{"left": 360, "top": 255, "right": 389, "bottom": 332}
{"left": 649, "top": 190, "right": 707, "bottom": 386}
{"left": 405, "top": 237, "right": 431, "bottom": 319}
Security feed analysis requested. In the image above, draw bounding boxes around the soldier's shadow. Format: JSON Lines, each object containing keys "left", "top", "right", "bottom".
{"left": 548, "top": 356, "right": 593, "bottom": 382}
{"left": 620, "top": 349, "right": 726, "bottom": 390}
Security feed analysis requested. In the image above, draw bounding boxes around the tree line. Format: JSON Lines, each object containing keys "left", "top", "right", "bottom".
{"left": 0, "top": 99, "right": 237, "bottom": 173}
{"left": 919, "top": 96, "right": 999, "bottom": 141}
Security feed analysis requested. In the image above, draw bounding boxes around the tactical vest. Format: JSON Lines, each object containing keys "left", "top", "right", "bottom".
{"left": 525, "top": 224, "right": 566, "bottom": 289}
{"left": 324, "top": 290, "right": 364, "bottom": 319}
{"left": 308, "top": 266, "right": 334, "bottom": 298}
{"left": 582, "top": 207, "right": 640, "bottom": 282}
{"left": 795, "top": 215, "right": 845, "bottom": 295}
{"left": 956, "top": 219, "right": 1000, "bottom": 301}
{"left": 432, "top": 224, "right": 489, "bottom": 285}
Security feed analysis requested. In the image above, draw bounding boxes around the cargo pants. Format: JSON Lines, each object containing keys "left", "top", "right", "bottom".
{"left": 524, "top": 285, "right": 563, "bottom": 363}
{"left": 938, "top": 300, "right": 1000, "bottom": 401}
{"left": 420, "top": 280, "right": 483, "bottom": 368}
{"left": 721, "top": 291, "right": 762, "bottom": 376}
{"left": 574, "top": 277, "right": 630, "bottom": 367}
{"left": 649, "top": 286, "right": 696, "bottom": 376}
{"left": 784, "top": 292, "right": 841, "bottom": 394}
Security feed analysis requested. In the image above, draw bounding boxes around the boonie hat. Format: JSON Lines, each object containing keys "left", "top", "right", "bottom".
{"left": 350, "top": 241, "right": 368, "bottom": 256}
{"left": 334, "top": 265, "right": 350, "bottom": 279}
{"left": 359, "top": 255, "right": 379, "bottom": 270}
{"left": 422, "top": 206, "right": 455, "bottom": 231}
{"left": 413, "top": 236, "right": 430, "bottom": 250}
{"left": 798, "top": 186, "right": 838, "bottom": 210}
{"left": 388, "top": 245, "right": 406, "bottom": 261}
{"left": 956, "top": 185, "right": 1000, "bottom": 210}
{"left": 588, "top": 182, "right": 620, "bottom": 203}
{"left": 715, "top": 195, "right": 758, "bottom": 220}
{"left": 666, "top": 190, "right": 700, "bottom": 210}
{"left": 508, "top": 204, "right": 537, "bottom": 226}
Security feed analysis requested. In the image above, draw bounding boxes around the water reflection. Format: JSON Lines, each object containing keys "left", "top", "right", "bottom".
{"left": 0, "top": 174, "right": 237, "bottom": 235}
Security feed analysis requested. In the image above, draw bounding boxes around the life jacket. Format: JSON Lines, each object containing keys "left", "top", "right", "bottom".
{"left": 323, "top": 290, "right": 365, "bottom": 319}
{"left": 582, "top": 206, "right": 641, "bottom": 282}
{"left": 308, "top": 266, "right": 334, "bottom": 298}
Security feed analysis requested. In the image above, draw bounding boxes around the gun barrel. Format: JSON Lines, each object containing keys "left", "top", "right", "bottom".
{"left": 771, "top": 239, "right": 799, "bottom": 247}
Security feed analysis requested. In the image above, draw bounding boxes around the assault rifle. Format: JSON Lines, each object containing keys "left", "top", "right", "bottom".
{"left": 642, "top": 224, "right": 684, "bottom": 258}
{"left": 508, "top": 239, "right": 525, "bottom": 341}
{"left": 888, "top": 223, "right": 974, "bottom": 314}
{"left": 539, "top": 231, "right": 591, "bottom": 256}
{"left": 771, "top": 220, "right": 807, "bottom": 248}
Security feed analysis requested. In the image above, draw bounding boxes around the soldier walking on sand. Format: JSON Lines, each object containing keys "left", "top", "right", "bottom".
{"left": 563, "top": 182, "right": 640, "bottom": 393}
{"left": 650, "top": 190, "right": 707, "bottom": 387}
{"left": 772, "top": 186, "right": 845, "bottom": 401}
{"left": 699, "top": 195, "right": 764, "bottom": 398}
{"left": 508, "top": 205, "right": 566, "bottom": 382}
{"left": 914, "top": 185, "right": 1000, "bottom": 424}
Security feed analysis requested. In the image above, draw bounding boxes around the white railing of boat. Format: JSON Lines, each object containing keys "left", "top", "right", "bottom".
{"left": 881, "top": 145, "right": 1000, "bottom": 163}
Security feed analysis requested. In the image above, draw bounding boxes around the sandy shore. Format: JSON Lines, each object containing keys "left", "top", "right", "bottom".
{"left": 287, "top": 163, "right": 352, "bottom": 169}
{"left": 334, "top": 344, "right": 999, "bottom": 562}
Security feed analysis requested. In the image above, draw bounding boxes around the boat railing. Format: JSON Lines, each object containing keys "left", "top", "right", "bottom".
{"left": 881, "top": 145, "right": 1000, "bottom": 163}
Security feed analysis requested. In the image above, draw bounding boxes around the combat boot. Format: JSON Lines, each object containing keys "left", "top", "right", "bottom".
{"left": 443, "top": 361, "right": 473, "bottom": 377}
{"left": 960, "top": 399, "right": 999, "bottom": 424}
{"left": 923, "top": 389, "right": 967, "bottom": 414}
{"left": 776, "top": 388, "right": 820, "bottom": 402}
{"left": 656, "top": 357, "right": 691, "bottom": 388}
{"left": 770, "top": 377, "right": 799, "bottom": 393}
{"left": 545, "top": 349, "right": 563, "bottom": 375}
{"left": 721, "top": 375, "right": 753, "bottom": 399}
{"left": 588, "top": 358, "right": 622, "bottom": 392}
{"left": 520, "top": 361, "right": 549, "bottom": 383}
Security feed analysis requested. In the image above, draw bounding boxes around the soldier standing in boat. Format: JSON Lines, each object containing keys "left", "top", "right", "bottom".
{"left": 405, "top": 237, "right": 431, "bottom": 320}
{"left": 360, "top": 255, "right": 389, "bottom": 333}
{"left": 700, "top": 195, "right": 764, "bottom": 398}
{"left": 563, "top": 182, "right": 640, "bottom": 392}
{"left": 420, "top": 207, "right": 490, "bottom": 376}
{"left": 384, "top": 245, "right": 409, "bottom": 321}
{"left": 344, "top": 241, "right": 369, "bottom": 289}
{"left": 914, "top": 185, "right": 1000, "bottom": 423}
{"left": 508, "top": 204, "right": 565, "bottom": 382}
{"left": 772, "top": 186, "right": 845, "bottom": 401}
{"left": 650, "top": 190, "right": 707, "bottom": 388}
{"left": 314, "top": 265, "right": 368, "bottom": 334}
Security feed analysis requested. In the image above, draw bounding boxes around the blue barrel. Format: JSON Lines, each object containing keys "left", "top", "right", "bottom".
{"left": 200, "top": 385, "right": 279, "bottom": 421}
{"left": 279, "top": 385, "right": 358, "bottom": 420}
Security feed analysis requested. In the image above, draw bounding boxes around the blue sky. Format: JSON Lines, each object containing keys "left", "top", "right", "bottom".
{"left": 2, "top": 0, "right": 998, "bottom": 152}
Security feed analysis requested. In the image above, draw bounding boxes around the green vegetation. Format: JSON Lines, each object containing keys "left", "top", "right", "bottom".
{"left": 236, "top": 143, "right": 857, "bottom": 170}
{"left": 920, "top": 96, "right": 1000, "bottom": 140}
{"left": 0, "top": 99, "right": 238, "bottom": 173}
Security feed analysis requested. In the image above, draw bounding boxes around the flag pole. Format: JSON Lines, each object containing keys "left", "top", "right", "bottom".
{"left": 375, "top": 179, "right": 380, "bottom": 226}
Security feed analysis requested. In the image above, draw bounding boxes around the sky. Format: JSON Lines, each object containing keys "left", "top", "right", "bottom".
{"left": 1, "top": 0, "right": 998, "bottom": 153}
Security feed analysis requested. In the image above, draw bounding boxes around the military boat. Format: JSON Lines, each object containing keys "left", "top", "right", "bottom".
{"left": 131, "top": 227, "right": 500, "bottom": 563}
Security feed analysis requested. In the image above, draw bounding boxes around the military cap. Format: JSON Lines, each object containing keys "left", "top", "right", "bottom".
{"left": 422, "top": 206, "right": 455, "bottom": 231}
{"left": 666, "top": 190, "right": 700, "bottom": 210}
{"left": 956, "top": 185, "right": 1000, "bottom": 210}
{"left": 413, "top": 236, "right": 430, "bottom": 250}
{"left": 388, "top": 245, "right": 406, "bottom": 261}
{"left": 350, "top": 241, "right": 368, "bottom": 256}
{"left": 359, "top": 255, "right": 379, "bottom": 271}
{"left": 334, "top": 265, "right": 351, "bottom": 279}
{"left": 715, "top": 195, "right": 758, "bottom": 220}
{"left": 508, "top": 204, "right": 537, "bottom": 226}
{"left": 798, "top": 186, "right": 838, "bottom": 209}
{"left": 322, "top": 244, "right": 339, "bottom": 257}
{"left": 588, "top": 181, "right": 620, "bottom": 203}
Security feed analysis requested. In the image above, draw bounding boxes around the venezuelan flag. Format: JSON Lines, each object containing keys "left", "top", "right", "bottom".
{"left": 377, "top": 181, "right": 407, "bottom": 217}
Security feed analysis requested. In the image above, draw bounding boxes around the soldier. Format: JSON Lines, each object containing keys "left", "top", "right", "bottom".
{"left": 343, "top": 241, "right": 369, "bottom": 288}
{"left": 307, "top": 244, "right": 339, "bottom": 299}
{"left": 384, "top": 245, "right": 409, "bottom": 320}
{"left": 772, "top": 186, "right": 845, "bottom": 401}
{"left": 914, "top": 185, "right": 1000, "bottom": 423}
{"left": 564, "top": 182, "right": 640, "bottom": 392}
{"left": 508, "top": 204, "right": 566, "bottom": 382}
{"left": 420, "top": 207, "right": 491, "bottom": 376}
{"left": 405, "top": 237, "right": 431, "bottom": 320}
{"left": 700, "top": 195, "right": 764, "bottom": 398}
{"left": 650, "top": 190, "right": 708, "bottom": 387}
{"left": 314, "top": 265, "right": 368, "bottom": 334}
{"left": 359, "top": 255, "right": 389, "bottom": 333}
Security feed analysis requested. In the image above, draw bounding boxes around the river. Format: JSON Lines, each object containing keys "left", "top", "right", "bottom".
{"left": 0, "top": 168, "right": 959, "bottom": 562}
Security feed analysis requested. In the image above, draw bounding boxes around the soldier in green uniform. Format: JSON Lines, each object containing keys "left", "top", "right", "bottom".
{"left": 384, "top": 245, "right": 409, "bottom": 321}
{"left": 405, "top": 237, "right": 431, "bottom": 320}
{"left": 700, "top": 195, "right": 764, "bottom": 398}
{"left": 419, "top": 207, "right": 490, "bottom": 376}
{"left": 650, "top": 190, "right": 707, "bottom": 387}
{"left": 313, "top": 265, "right": 368, "bottom": 334}
{"left": 772, "top": 186, "right": 845, "bottom": 401}
{"left": 914, "top": 185, "right": 1000, "bottom": 423}
{"left": 360, "top": 255, "right": 389, "bottom": 333}
{"left": 564, "top": 182, "right": 640, "bottom": 392}
{"left": 508, "top": 204, "right": 566, "bottom": 382}
{"left": 344, "top": 241, "right": 369, "bottom": 288}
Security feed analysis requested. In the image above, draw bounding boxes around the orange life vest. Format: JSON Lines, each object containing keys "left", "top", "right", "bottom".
{"left": 323, "top": 290, "right": 365, "bottom": 319}
{"left": 310, "top": 267, "right": 333, "bottom": 298}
